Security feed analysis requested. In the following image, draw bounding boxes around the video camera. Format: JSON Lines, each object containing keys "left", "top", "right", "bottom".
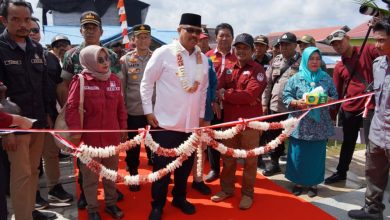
{"left": 359, "top": 0, "right": 390, "bottom": 22}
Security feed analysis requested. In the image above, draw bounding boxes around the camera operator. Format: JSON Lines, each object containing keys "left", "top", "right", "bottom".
{"left": 348, "top": 20, "right": 390, "bottom": 220}
{"left": 324, "top": 28, "right": 379, "bottom": 185}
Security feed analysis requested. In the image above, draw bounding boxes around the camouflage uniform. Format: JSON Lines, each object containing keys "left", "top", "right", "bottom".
{"left": 61, "top": 42, "right": 119, "bottom": 81}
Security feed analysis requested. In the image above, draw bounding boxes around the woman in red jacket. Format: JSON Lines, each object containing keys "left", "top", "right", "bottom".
{"left": 65, "top": 45, "right": 127, "bottom": 220}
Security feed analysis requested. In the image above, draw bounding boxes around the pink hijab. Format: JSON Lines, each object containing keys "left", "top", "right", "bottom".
{"left": 79, "top": 45, "right": 111, "bottom": 81}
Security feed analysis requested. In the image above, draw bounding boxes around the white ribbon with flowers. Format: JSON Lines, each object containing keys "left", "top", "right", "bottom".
{"left": 54, "top": 116, "right": 299, "bottom": 186}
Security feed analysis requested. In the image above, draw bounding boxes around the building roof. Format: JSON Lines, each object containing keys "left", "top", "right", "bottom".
{"left": 267, "top": 25, "right": 344, "bottom": 43}
{"left": 347, "top": 20, "right": 373, "bottom": 39}
{"left": 41, "top": 25, "right": 178, "bottom": 47}
{"left": 266, "top": 25, "right": 347, "bottom": 55}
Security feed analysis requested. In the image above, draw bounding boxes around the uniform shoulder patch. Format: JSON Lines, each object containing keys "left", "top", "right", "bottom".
{"left": 256, "top": 72, "right": 265, "bottom": 82}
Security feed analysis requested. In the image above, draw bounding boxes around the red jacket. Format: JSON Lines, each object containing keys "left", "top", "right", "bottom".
{"left": 206, "top": 48, "right": 237, "bottom": 77}
{"left": 65, "top": 72, "right": 127, "bottom": 147}
{"left": 218, "top": 60, "right": 267, "bottom": 122}
{"left": 333, "top": 45, "right": 379, "bottom": 112}
{"left": 0, "top": 111, "right": 12, "bottom": 128}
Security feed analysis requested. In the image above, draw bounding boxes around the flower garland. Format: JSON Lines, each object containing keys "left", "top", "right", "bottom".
{"left": 175, "top": 41, "right": 204, "bottom": 93}
{"left": 60, "top": 117, "right": 299, "bottom": 186}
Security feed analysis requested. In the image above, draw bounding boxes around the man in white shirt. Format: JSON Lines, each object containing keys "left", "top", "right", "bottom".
{"left": 141, "top": 13, "right": 208, "bottom": 220}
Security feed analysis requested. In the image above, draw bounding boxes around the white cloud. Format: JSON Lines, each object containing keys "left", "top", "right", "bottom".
{"left": 142, "top": 0, "right": 388, "bottom": 35}
{"left": 28, "top": 0, "right": 389, "bottom": 36}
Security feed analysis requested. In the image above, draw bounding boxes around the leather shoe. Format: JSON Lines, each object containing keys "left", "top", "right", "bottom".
{"left": 172, "top": 199, "right": 196, "bottom": 214}
{"left": 205, "top": 170, "right": 219, "bottom": 183}
{"left": 148, "top": 208, "right": 162, "bottom": 220}
{"left": 88, "top": 212, "right": 101, "bottom": 220}
{"left": 324, "top": 172, "right": 346, "bottom": 184}
{"left": 192, "top": 181, "right": 211, "bottom": 195}
{"left": 262, "top": 165, "right": 281, "bottom": 177}
{"left": 77, "top": 193, "right": 87, "bottom": 209}
{"left": 116, "top": 189, "right": 124, "bottom": 201}
{"left": 292, "top": 185, "right": 303, "bottom": 196}
{"left": 211, "top": 191, "right": 233, "bottom": 202}
{"left": 307, "top": 186, "right": 318, "bottom": 197}
{"left": 348, "top": 204, "right": 383, "bottom": 220}
{"left": 105, "top": 205, "right": 124, "bottom": 219}
{"left": 32, "top": 210, "right": 57, "bottom": 220}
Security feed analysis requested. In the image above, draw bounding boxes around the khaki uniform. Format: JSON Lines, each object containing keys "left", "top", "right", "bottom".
{"left": 262, "top": 53, "right": 301, "bottom": 113}
{"left": 122, "top": 50, "right": 152, "bottom": 115}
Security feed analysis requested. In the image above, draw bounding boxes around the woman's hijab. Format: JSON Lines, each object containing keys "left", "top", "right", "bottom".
{"left": 79, "top": 45, "right": 111, "bottom": 81}
{"left": 299, "top": 46, "right": 328, "bottom": 122}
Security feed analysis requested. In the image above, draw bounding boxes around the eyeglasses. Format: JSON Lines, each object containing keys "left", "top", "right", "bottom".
{"left": 326, "top": 31, "right": 345, "bottom": 42}
{"left": 97, "top": 56, "right": 110, "bottom": 64}
{"left": 30, "top": 28, "right": 40, "bottom": 34}
{"left": 182, "top": 26, "right": 202, "bottom": 35}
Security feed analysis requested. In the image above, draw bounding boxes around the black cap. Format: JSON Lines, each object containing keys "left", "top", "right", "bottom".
{"left": 233, "top": 33, "right": 254, "bottom": 49}
{"left": 179, "top": 13, "right": 201, "bottom": 27}
{"left": 279, "top": 32, "right": 297, "bottom": 44}
{"left": 254, "top": 35, "right": 269, "bottom": 45}
{"left": 51, "top": 35, "right": 70, "bottom": 47}
{"left": 80, "top": 11, "right": 101, "bottom": 26}
{"left": 133, "top": 24, "right": 151, "bottom": 35}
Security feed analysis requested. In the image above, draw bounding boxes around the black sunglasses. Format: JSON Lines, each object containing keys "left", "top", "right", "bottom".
{"left": 326, "top": 31, "right": 345, "bottom": 42}
{"left": 182, "top": 27, "right": 202, "bottom": 35}
{"left": 30, "top": 28, "right": 40, "bottom": 34}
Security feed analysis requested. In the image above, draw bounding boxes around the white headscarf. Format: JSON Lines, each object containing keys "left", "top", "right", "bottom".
{"left": 79, "top": 45, "right": 111, "bottom": 81}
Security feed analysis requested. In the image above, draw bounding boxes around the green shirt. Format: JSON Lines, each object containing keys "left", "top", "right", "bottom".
{"left": 61, "top": 42, "right": 119, "bottom": 81}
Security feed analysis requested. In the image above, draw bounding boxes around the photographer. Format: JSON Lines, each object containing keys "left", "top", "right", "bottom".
{"left": 348, "top": 20, "right": 390, "bottom": 220}
{"left": 324, "top": 29, "right": 379, "bottom": 185}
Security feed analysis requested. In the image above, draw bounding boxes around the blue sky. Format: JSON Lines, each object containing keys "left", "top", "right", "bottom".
{"left": 28, "top": 0, "right": 388, "bottom": 35}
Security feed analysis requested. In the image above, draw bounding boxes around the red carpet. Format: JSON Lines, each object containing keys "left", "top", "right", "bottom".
{"left": 78, "top": 150, "right": 335, "bottom": 220}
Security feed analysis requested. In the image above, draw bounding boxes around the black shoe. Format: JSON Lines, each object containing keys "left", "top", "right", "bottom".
{"left": 205, "top": 171, "right": 219, "bottom": 183}
{"left": 105, "top": 205, "right": 124, "bottom": 219}
{"left": 279, "top": 155, "right": 287, "bottom": 162}
{"left": 148, "top": 208, "right": 162, "bottom": 220}
{"left": 257, "top": 157, "right": 266, "bottom": 169}
{"left": 35, "top": 191, "right": 49, "bottom": 210}
{"left": 172, "top": 199, "right": 196, "bottom": 215}
{"left": 32, "top": 210, "right": 57, "bottom": 220}
{"left": 58, "top": 152, "right": 70, "bottom": 160}
{"left": 48, "top": 184, "right": 74, "bottom": 203}
{"left": 262, "top": 164, "right": 281, "bottom": 177}
{"left": 88, "top": 212, "right": 101, "bottom": 220}
{"left": 191, "top": 181, "right": 211, "bottom": 195}
{"left": 129, "top": 184, "right": 141, "bottom": 192}
{"left": 77, "top": 193, "right": 87, "bottom": 209}
{"left": 348, "top": 204, "right": 383, "bottom": 220}
{"left": 292, "top": 185, "right": 303, "bottom": 196}
{"left": 324, "top": 172, "right": 346, "bottom": 184}
{"left": 307, "top": 187, "right": 318, "bottom": 198}
{"left": 117, "top": 189, "right": 124, "bottom": 201}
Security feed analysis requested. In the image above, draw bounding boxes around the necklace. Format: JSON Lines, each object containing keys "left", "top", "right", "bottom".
{"left": 175, "top": 41, "right": 203, "bottom": 93}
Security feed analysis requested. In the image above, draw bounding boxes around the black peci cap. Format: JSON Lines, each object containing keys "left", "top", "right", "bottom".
{"left": 179, "top": 13, "right": 201, "bottom": 27}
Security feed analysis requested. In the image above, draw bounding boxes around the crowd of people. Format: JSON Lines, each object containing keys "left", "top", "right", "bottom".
{"left": 0, "top": 0, "right": 389, "bottom": 220}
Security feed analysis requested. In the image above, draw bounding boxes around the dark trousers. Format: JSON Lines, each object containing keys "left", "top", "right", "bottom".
{"left": 125, "top": 115, "right": 152, "bottom": 174}
{"left": 207, "top": 111, "right": 224, "bottom": 174}
{"left": 262, "top": 112, "right": 289, "bottom": 162}
{"left": 151, "top": 130, "right": 194, "bottom": 210}
{"left": 364, "top": 140, "right": 390, "bottom": 211}
{"left": 336, "top": 109, "right": 373, "bottom": 175}
{"left": 0, "top": 146, "right": 8, "bottom": 220}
